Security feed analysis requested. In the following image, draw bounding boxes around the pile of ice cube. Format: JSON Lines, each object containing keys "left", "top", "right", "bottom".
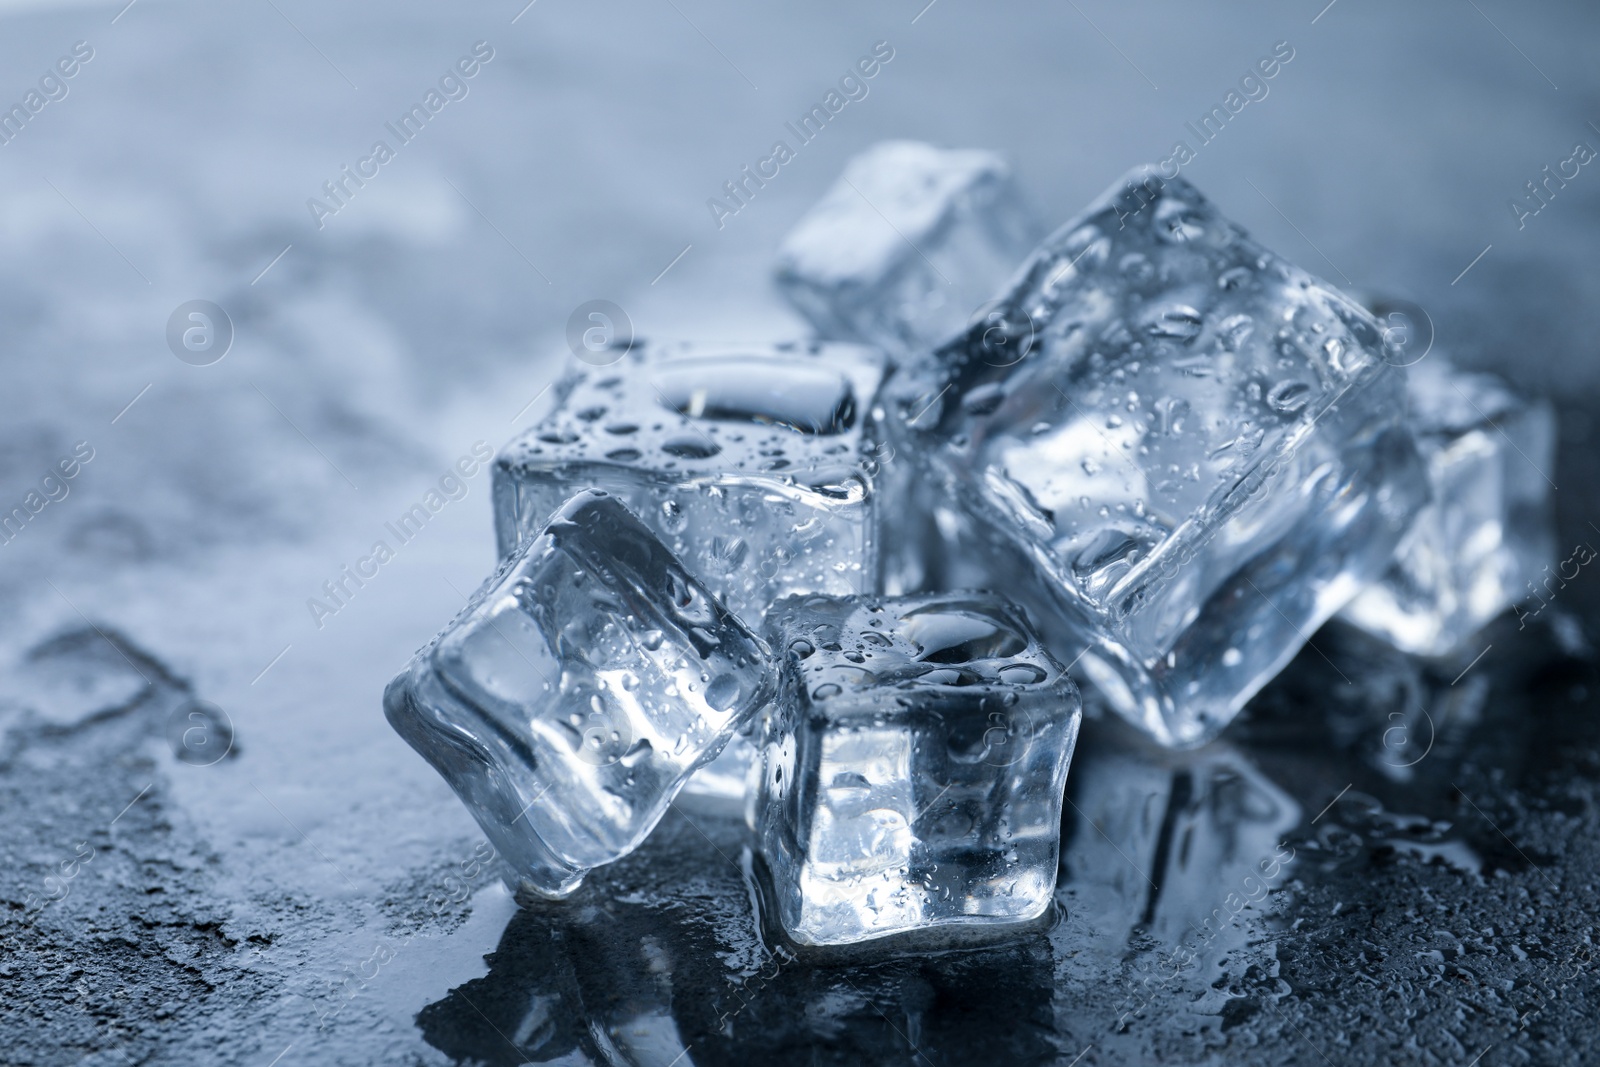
{"left": 384, "top": 143, "right": 1555, "bottom": 950}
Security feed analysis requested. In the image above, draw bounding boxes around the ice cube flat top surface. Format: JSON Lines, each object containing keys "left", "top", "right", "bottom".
{"left": 499, "top": 340, "right": 886, "bottom": 493}
{"left": 775, "top": 141, "right": 1016, "bottom": 284}
{"left": 494, "top": 337, "right": 890, "bottom": 640}
{"left": 911, "top": 168, "right": 1397, "bottom": 611}
{"left": 757, "top": 592, "right": 1081, "bottom": 947}
{"left": 767, "top": 591, "right": 1067, "bottom": 703}
{"left": 385, "top": 490, "right": 773, "bottom": 898}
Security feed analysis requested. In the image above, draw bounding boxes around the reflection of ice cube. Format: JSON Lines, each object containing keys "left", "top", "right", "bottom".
{"left": 755, "top": 592, "right": 1081, "bottom": 947}
{"left": 493, "top": 340, "right": 887, "bottom": 806}
{"left": 384, "top": 491, "right": 773, "bottom": 898}
{"left": 883, "top": 166, "right": 1429, "bottom": 747}
{"left": 1062, "top": 742, "right": 1299, "bottom": 948}
{"left": 1341, "top": 357, "right": 1556, "bottom": 656}
{"left": 775, "top": 141, "right": 1039, "bottom": 358}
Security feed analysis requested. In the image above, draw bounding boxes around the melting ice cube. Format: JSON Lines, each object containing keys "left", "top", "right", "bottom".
{"left": 754, "top": 592, "right": 1081, "bottom": 947}
{"left": 775, "top": 141, "right": 1040, "bottom": 358}
{"left": 882, "top": 166, "right": 1429, "bottom": 747}
{"left": 383, "top": 490, "right": 774, "bottom": 898}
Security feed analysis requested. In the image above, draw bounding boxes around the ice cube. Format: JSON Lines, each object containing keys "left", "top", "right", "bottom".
{"left": 882, "top": 166, "right": 1429, "bottom": 748}
{"left": 383, "top": 490, "right": 774, "bottom": 899}
{"left": 754, "top": 592, "right": 1081, "bottom": 948}
{"left": 1341, "top": 355, "right": 1556, "bottom": 656}
{"left": 774, "top": 141, "right": 1039, "bottom": 358}
{"left": 493, "top": 340, "right": 888, "bottom": 807}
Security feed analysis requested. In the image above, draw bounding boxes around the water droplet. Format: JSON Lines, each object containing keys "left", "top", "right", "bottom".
{"left": 604, "top": 422, "right": 638, "bottom": 435}
{"left": 537, "top": 430, "right": 578, "bottom": 445}
{"left": 1322, "top": 336, "right": 1349, "bottom": 371}
{"left": 812, "top": 683, "right": 842, "bottom": 700}
{"left": 1145, "top": 304, "right": 1204, "bottom": 341}
{"left": 902, "top": 608, "right": 1026, "bottom": 663}
{"left": 661, "top": 434, "right": 720, "bottom": 459}
{"left": 918, "top": 666, "right": 982, "bottom": 686}
{"left": 1154, "top": 395, "right": 1189, "bottom": 435}
{"left": 1154, "top": 197, "right": 1204, "bottom": 242}
{"left": 704, "top": 674, "right": 741, "bottom": 711}
{"left": 1267, "top": 379, "right": 1313, "bottom": 414}
{"left": 998, "top": 663, "right": 1047, "bottom": 685}
{"left": 639, "top": 630, "right": 664, "bottom": 651}
{"left": 1218, "top": 313, "right": 1254, "bottom": 350}
{"left": 605, "top": 447, "right": 642, "bottom": 462}
{"left": 961, "top": 381, "right": 1006, "bottom": 417}
{"left": 653, "top": 360, "right": 855, "bottom": 435}
{"left": 1218, "top": 266, "right": 1252, "bottom": 290}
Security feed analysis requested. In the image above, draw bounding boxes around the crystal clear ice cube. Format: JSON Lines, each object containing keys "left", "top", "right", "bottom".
{"left": 383, "top": 490, "right": 774, "bottom": 898}
{"left": 1341, "top": 356, "right": 1556, "bottom": 656}
{"left": 754, "top": 592, "right": 1081, "bottom": 947}
{"left": 883, "top": 166, "right": 1429, "bottom": 747}
{"left": 774, "top": 141, "right": 1039, "bottom": 358}
{"left": 493, "top": 341, "right": 888, "bottom": 806}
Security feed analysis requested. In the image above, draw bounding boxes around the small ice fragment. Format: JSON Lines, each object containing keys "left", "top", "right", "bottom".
{"left": 753, "top": 592, "right": 1081, "bottom": 948}
{"left": 1341, "top": 354, "right": 1557, "bottom": 656}
{"left": 383, "top": 490, "right": 774, "bottom": 899}
{"left": 774, "top": 141, "right": 1040, "bottom": 358}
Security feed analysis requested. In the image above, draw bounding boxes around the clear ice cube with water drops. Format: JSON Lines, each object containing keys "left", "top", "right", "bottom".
{"left": 383, "top": 490, "right": 774, "bottom": 899}
{"left": 754, "top": 592, "right": 1081, "bottom": 948}
{"left": 882, "top": 165, "right": 1429, "bottom": 748}
{"left": 774, "top": 141, "right": 1040, "bottom": 359}
{"left": 493, "top": 339, "right": 889, "bottom": 805}
{"left": 1341, "top": 354, "right": 1557, "bottom": 656}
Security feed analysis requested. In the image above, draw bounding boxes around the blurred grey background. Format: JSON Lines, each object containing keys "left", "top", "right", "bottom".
{"left": 1, "top": 1, "right": 1597, "bottom": 1064}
